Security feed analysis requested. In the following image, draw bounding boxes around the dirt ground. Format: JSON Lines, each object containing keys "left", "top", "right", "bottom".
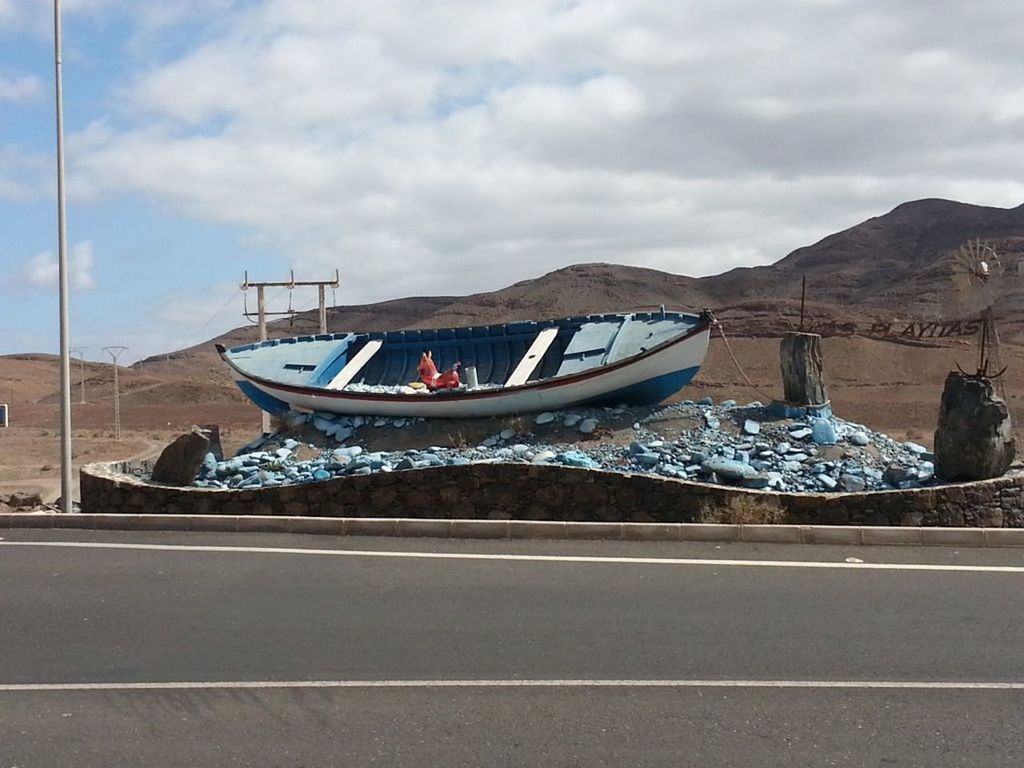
{"left": 4, "top": 333, "right": 1023, "bottom": 503}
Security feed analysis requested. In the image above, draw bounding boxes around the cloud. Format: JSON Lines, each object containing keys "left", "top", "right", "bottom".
{"left": 20, "top": 240, "right": 96, "bottom": 290}
{"left": 0, "top": 74, "right": 40, "bottom": 102}
{"left": 64, "top": 0, "right": 1024, "bottom": 315}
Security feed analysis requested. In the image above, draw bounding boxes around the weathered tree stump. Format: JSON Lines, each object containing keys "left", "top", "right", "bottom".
{"left": 934, "top": 372, "right": 1015, "bottom": 481}
{"left": 780, "top": 332, "right": 828, "bottom": 405}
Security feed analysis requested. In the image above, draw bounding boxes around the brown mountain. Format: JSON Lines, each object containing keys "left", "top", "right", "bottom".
{"left": 8, "top": 197, "right": 1024, "bottom": 461}
{"left": 150, "top": 197, "right": 1024, "bottom": 367}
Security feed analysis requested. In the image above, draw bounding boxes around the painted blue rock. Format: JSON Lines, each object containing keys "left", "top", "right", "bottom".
{"left": 811, "top": 419, "right": 837, "bottom": 445}
{"left": 313, "top": 469, "right": 331, "bottom": 481}
{"left": 741, "top": 473, "right": 771, "bottom": 489}
{"left": 557, "top": 450, "right": 598, "bottom": 469}
{"left": 331, "top": 426, "right": 354, "bottom": 442}
{"left": 202, "top": 453, "right": 217, "bottom": 473}
{"left": 701, "top": 457, "right": 756, "bottom": 482}
{"left": 848, "top": 431, "right": 870, "bottom": 446}
{"left": 634, "top": 452, "right": 661, "bottom": 467}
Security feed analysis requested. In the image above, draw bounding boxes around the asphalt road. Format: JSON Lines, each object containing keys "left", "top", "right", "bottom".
{"left": 1, "top": 529, "right": 1023, "bottom": 767}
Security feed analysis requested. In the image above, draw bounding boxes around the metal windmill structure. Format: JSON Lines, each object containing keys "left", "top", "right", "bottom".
{"left": 950, "top": 238, "right": 1007, "bottom": 387}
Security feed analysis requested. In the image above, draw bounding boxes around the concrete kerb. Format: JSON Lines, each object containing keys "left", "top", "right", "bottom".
{"left": 3, "top": 513, "right": 1024, "bottom": 547}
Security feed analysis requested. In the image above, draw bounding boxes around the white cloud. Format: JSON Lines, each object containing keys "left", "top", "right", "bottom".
{"left": 0, "top": 74, "right": 40, "bottom": 102}
{"left": 20, "top": 240, "right": 96, "bottom": 290}
{"left": 63, "top": 0, "right": 1024, "bottom": 317}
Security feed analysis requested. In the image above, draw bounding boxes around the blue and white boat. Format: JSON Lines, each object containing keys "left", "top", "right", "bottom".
{"left": 216, "top": 310, "right": 712, "bottom": 419}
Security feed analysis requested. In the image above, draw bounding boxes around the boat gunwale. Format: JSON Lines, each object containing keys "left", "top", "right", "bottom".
{"left": 217, "top": 313, "right": 711, "bottom": 404}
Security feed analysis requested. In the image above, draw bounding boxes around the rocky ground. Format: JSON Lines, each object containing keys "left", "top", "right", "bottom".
{"left": 189, "top": 399, "right": 938, "bottom": 495}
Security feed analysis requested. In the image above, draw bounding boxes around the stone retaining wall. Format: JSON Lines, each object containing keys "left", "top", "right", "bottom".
{"left": 80, "top": 461, "right": 1024, "bottom": 527}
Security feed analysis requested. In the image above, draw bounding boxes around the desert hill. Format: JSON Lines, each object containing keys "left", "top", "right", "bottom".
{"left": 144, "top": 198, "right": 1024, "bottom": 370}
{"left": 5, "top": 196, "right": 1024, "bottom": 441}
{"left": 10, "top": 196, "right": 1024, "bottom": 503}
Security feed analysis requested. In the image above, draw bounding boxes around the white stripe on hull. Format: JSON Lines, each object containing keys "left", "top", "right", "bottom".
{"left": 235, "top": 329, "right": 709, "bottom": 418}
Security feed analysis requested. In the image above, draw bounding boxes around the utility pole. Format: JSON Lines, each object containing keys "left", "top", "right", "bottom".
{"left": 71, "top": 346, "right": 87, "bottom": 403}
{"left": 53, "top": 0, "right": 73, "bottom": 513}
{"left": 102, "top": 346, "right": 128, "bottom": 440}
{"left": 241, "top": 270, "right": 340, "bottom": 434}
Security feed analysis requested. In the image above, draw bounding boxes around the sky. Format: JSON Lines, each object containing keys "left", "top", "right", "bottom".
{"left": 2, "top": 0, "right": 1024, "bottom": 362}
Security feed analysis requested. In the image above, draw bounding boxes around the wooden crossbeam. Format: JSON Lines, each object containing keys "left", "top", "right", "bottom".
{"left": 325, "top": 340, "right": 383, "bottom": 390}
{"left": 505, "top": 327, "right": 558, "bottom": 387}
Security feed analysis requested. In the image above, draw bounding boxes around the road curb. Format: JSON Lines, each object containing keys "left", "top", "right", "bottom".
{"left": 2, "top": 513, "right": 1024, "bottom": 547}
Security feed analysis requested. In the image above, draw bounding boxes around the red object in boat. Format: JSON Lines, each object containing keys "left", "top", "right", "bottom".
{"left": 436, "top": 363, "right": 461, "bottom": 390}
{"left": 418, "top": 352, "right": 439, "bottom": 388}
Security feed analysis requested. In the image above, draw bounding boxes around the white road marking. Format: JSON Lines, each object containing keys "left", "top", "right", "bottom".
{"left": 1, "top": 539, "right": 1023, "bottom": 573}
{"left": 0, "top": 679, "right": 1023, "bottom": 692}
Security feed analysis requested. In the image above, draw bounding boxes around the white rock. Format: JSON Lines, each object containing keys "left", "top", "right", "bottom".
{"left": 535, "top": 412, "right": 556, "bottom": 425}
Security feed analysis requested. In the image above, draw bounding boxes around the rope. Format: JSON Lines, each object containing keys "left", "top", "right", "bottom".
{"left": 709, "top": 315, "right": 779, "bottom": 404}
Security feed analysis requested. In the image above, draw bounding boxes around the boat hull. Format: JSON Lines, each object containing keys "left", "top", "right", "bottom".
{"left": 222, "top": 324, "right": 710, "bottom": 419}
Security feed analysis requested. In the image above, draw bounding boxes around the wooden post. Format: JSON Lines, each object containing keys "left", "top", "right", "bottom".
{"left": 780, "top": 332, "right": 827, "bottom": 405}
{"left": 318, "top": 284, "right": 327, "bottom": 334}
{"left": 242, "top": 271, "right": 340, "bottom": 435}
{"left": 254, "top": 286, "right": 268, "bottom": 436}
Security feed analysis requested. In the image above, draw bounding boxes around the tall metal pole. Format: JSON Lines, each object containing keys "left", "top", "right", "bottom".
{"left": 53, "top": 0, "right": 73, "bottom": 513}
